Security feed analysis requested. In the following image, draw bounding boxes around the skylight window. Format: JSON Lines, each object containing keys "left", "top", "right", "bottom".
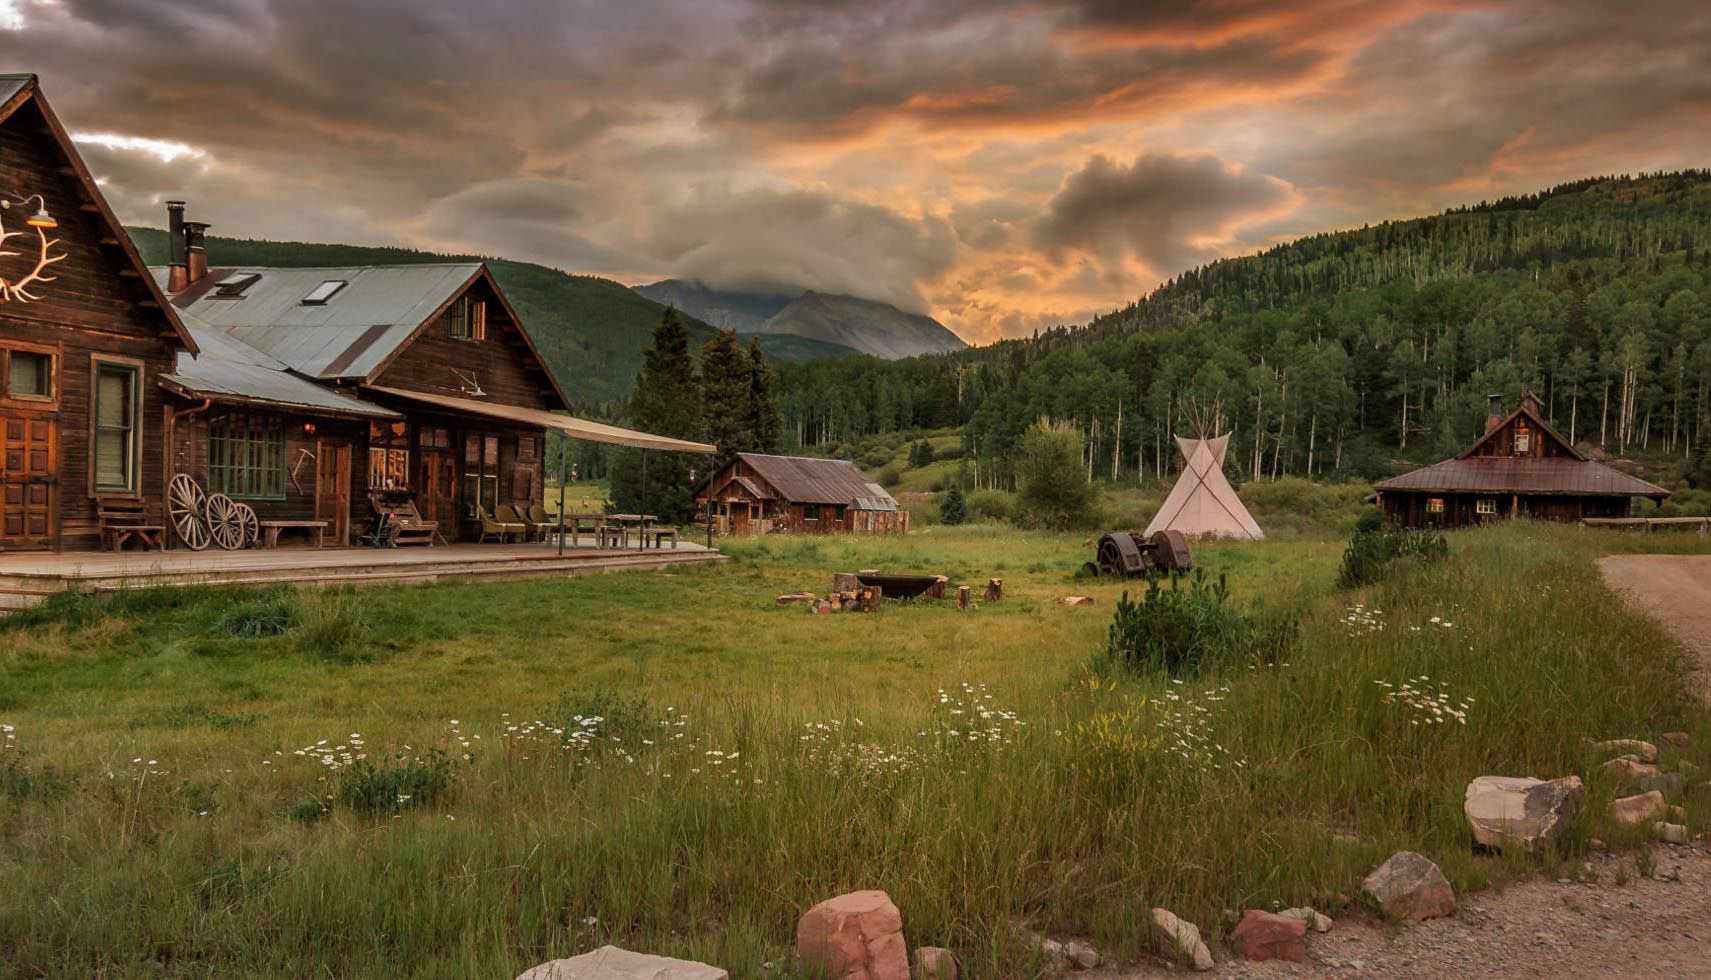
{"left": 213, "top": 272, "right": 261, "bottom": 298}
{"left": 300, "top": 280, "right": 348, "bottom": 305}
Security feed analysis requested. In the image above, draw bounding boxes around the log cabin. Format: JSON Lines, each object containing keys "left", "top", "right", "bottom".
{"left": 697, "top": 453, "right": 907, "bottom": 534}
{"left": 0, "top": 74, "right": 710, "bottom": 554}
{"left": 1374, "top": 393, "right": 1669, "bottom": 528}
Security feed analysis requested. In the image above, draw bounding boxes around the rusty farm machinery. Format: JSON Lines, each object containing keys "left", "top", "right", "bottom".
{"left": 1081, "top": 529, "right": 1193, "bottom": 579}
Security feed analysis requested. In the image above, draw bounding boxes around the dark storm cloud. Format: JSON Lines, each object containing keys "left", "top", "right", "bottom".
{"left": 1036, "top": 153, "right": 1293, "bottom": 275}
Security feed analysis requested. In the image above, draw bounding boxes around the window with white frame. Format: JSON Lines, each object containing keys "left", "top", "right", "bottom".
{"left": 1476, "top": 499, "right": 1498, "bottom": 515}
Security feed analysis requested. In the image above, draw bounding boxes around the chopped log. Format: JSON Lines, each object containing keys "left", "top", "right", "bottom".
{"left": 1058, "top": 595, "right": 1094, "bottom": 606}
{"left": 983, "top": 578, "right": 1003, "bottom": 602}
{"left": 812, "top": 600, "right": 834, "bottom": 615}
{"left": 832, "top": 572, "right": 861, "bottom": 594}
{"left": 957, "top": 586, "right": 971, "bottom": 610}
{"left": 865, "top": 584, "right": 884, "bottom": 612}
{"left": 925, "top": 575, "right": 948, "bottom": 600}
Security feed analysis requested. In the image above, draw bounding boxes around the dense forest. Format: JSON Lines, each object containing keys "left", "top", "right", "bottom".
{"left": 775, "top": 171, "right": 1711, "bottom": 489}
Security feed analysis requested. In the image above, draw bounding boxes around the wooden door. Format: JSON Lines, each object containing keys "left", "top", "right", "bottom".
{"left": 417, "top": 448, "right": 458, "bottom": 529}
{"left": 0, "top": 413, "right": 56, "bottom": 550}
{"left": 316, "top": 440, "right": 351, "bottom": 546}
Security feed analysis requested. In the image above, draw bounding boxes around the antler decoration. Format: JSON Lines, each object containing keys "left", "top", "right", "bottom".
{"left": 0, "top": 214, "right": 67, "bottom": 303}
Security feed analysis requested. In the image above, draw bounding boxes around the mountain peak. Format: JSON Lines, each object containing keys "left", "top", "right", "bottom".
{"left": 635, "top": 280, "right": 965, "bottom": 359}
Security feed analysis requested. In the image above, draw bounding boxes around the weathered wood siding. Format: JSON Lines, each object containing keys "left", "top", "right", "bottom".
{"left": 372, "top": 276, "right": 559, "bottom": 410}
{"left": 168, "top": 409, "right": 366, "bottom": 526}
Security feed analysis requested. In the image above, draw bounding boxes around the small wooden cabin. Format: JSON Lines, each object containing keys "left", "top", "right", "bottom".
{"left": 1375, "top": 393, "right": 1669, "bottom": 528}
{"left": 697, "top": 453, "right": 908, "bottom": 535}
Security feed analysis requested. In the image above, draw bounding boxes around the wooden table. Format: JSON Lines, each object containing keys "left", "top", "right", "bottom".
{"left": 601, "top": 514, "right": 658, "bottom": 548}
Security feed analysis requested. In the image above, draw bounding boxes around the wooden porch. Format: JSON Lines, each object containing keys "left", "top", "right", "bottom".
{"left": 0, "top": 540, "right": 722, "bottom": 614}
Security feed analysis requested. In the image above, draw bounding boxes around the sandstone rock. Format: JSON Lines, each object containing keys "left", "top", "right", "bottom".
{"left": 1362, "top": 851, "right": 1456, "bottom": 922}
{"left": 1064, "top": 940, "right": 1099, "bottom": 969}
{"left": 1600, "top": 758, "right": 1660, "bottom": 785}
{"left": 1609, "top": 791, "right": 1667, "bottom": 826}
{"left": 1653, "top": 821, "right": 1690, "bottom": 844}
{"left": 1279, "top": 907, "right": 1333, "bottom": 933}
{"left": 1230, "top": 910, "right": 1307, "bottom": 962}
{"left": 515, "top": 946, "right": 727, "bottom": 980}
{"left": 1590, "top": 739, "right": 1658, "bottom": 764}
{"left": 1463, "top": 775, "right": 1583, "bottom": 850}
{"left": 1036, "top": 938, "right": 1071, "bottom": 971}
{"left": 1660, "top": 732, "right": 1690, "bottom": 749}
{"left": 1636, "top": 772, "right": 1684, "bottom": 798}
{"left": 1150, "top": 908, "right": 1215, "bottom": 972}
{"left": 796, "top": 890, "right": 909, "bottom": 980}
{"left": 910, "top": 946, "right": 957, "bottom": 980}
{"left": 1589, "top": 837, "right": 1607, "bottom": 850}
{"left": 1058, "top": 595, "right": 1095, "bottom": 606}
{"left": 1669, "top": 805, "right": 1688, "bottom": 821}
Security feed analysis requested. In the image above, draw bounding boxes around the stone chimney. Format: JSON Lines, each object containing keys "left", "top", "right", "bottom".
{"left": 184, "top": 220, "right": 210, "bottom": 285}
{"left": 165, "top": 200, "right": 188, "bottom": 292}
{"left": 1485, "top": 394, "right": 1503, "bottom": 433}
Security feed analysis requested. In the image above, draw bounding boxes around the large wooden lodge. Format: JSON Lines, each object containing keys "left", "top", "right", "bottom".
{"left": 1375, "top": 393, "right": 1669, "bottom": 527}
{"left": 0, "top": 74, "right": 709, "bottom": 555}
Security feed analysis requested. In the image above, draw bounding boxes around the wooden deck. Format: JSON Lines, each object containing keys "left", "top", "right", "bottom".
{"left": 0, "top": 539, "right": 722, "bottom": 614}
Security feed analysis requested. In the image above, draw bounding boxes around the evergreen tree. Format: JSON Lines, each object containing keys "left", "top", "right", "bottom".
{"left": 701, "top": 330, "right": 752, "bottom": 467}
{"left": 939, "top": 482, "right": 966, "bottom": 525}
{"left": 609, "top": 309, "right": 704, "bottom": 522}
{"left": 745, "top": 338, "right": 783, "bottom": 454}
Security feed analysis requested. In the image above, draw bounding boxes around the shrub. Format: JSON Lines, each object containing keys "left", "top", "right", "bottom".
{"left": 907, "top": 441, "right": 936, "bottom": 468}
{"left": 549, "top": 686, "right": 655, "bottom": 744}
{"left": 878, "top": 465, "right": 902, "bottom": 489}
{"left": 215, "top": 591, "right": 298, "bottom": 638}
{"left": 1103, "top": 570, "right": 1296, "bottom": 676}
{"left": 1017, "top": 421, "right": 1096, "bottom": 529}
{"left": 295, "top": 592, "right": 373, "bottom": 663}
{"left": 1338, "top": 524, "right": 1450, "bottom": 588}
{"left": 285, "top": 798, "right": 328, "bottom": 825}
{"left": 337, "top": 750, "right": 457, "bottom": 816}
{"left": 861, "top": 448, "right": 895, "bottom": 469}
{"left": 940, "top": 484, "right": 967, "bottom": 525}
{"left": 967, "top": 489, "right": 1016, "bottom": 523}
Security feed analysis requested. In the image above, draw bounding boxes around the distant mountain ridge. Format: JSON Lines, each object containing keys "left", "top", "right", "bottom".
{"left": 636, "top": 279, "right": 966, "bottom": 359}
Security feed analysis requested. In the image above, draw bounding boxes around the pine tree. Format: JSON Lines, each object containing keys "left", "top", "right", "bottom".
{"left": 609, "top": 309, "right": 704, "bottom": 522}
{"left": 701, "top": 330, "right": 752, "bottom": 467}
{"left": 939, "top": 483, "right": 966, "bottom": 525}
{"left": 745, "top": 338, "right": 783, "bottom": 454}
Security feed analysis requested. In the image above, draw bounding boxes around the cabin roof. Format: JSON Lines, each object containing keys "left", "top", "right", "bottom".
{"left": 151, "top": 263, "right": 484, "bottom": 380}
{"left": 163, "top": 313, "right": 400, "bottom": 420}
{"left": 1458, "top": 397, "right": 1584, "bottom": 461}
{"left": 1374, "top": 457, "right": 1669, "bottom": 499}
{"left": 731, "top": 453, "right": 898, "bottom": 507}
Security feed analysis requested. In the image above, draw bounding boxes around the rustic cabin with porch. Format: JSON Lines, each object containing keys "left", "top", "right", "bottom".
{"left": 697, "top": 453, "right": 907, "bottom": 534}
{"left": 1375, "top": 393, "right": 1669, "bottom": 528}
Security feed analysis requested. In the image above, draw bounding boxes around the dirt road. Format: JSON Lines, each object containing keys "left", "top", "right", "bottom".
{"left": 1599, "top": 554, "right": 1711, "bottom": 702}
{"left": 1102, "top": 554, "right": 1711, "bottom": 979}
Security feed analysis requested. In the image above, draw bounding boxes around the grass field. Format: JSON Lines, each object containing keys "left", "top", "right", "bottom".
{"left": 2, "top": 521, "right": 1709, "bottom": 977}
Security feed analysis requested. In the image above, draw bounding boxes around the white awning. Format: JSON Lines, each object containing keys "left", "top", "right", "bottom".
{"left": 364, "top": 385, "right": 716, "bottom": 453}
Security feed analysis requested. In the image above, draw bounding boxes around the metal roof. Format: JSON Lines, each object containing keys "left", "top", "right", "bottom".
{"left": 164, "top": 314, "right": 400, "bottom": 419}
{"left": 364, "top": 385, "right": 716, "bottom": 453}
{"left": 854, "top": 483, "right": 899, "bottom": 512}
{"left": 1374, "top": 457, "right": 1669, "bottom": 499}
{"left": 151, "top": 264, "right": 482, "bottom": 379}
{"left": 0, "top": 75, "right": 32, "bottom": 105}
{"left": 735, "top": 453, "right": 898, "bottom": 507}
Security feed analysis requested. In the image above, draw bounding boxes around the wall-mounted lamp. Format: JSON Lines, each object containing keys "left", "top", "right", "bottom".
{"left": 1, "top": 193, "right": 57, "bottom": 229}
{"left": 303, "top": 422, "right": 317, "bottom": 436}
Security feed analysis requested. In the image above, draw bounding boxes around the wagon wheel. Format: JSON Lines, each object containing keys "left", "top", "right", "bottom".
{"left": 1096, "top": 535, "right": 1127, "bottom": 577}
{"left": 206, "top": 494, "right": 247, "bottom": 551}
{"left": 168, "top": 474, "right": 210, "bottom": 551}
{"left": 232, "top": 502, "right": 260, "bottom": 549}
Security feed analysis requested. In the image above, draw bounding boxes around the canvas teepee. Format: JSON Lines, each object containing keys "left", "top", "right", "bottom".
{"left": 1144, "top": 434, "right": 1264, "bottom": 540}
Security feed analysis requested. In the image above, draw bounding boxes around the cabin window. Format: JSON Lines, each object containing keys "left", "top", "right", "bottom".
{"left": 207, "top": 413, "right": 286, "bottom": 499}
{"left": 462, "top": 432, "right": 500, "bottom": 515}
{"left": 2, "top": 348, "right": 52, "bottom": 400}
{"left": 1476, "top": 498, "right": 1498, "bottom": 516}
{"left": 367, "top": 420, "right": 411, "bottom": 490}
{"left": 92, "top": 360, "right": 141, "bottom": 493}
{"left": 444, "top": 296, "right": 487, "bottom": 341}
{"left": 1426, "top": 497, "right": 1445, "bottom": 514}
{"left": 1513, "top": 424, "right": 1531, "bottom": 455}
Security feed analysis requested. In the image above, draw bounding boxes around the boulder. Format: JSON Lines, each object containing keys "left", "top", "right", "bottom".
{"left": 1636, "top": 772, "right": 1685, "bottom": 798}
{"left": 796, "top": 890, "right": 909, "bottom": 980}
{"left": 1653, "top": 822, "right": 1690, "bottom": 844}
{"left": 1063, "top": 940, "right": 1099, "bottom": 969}
{"left": 1610, "top": 791, "right": 1668, "bottom": 827}
{"left": 1463, "top": 776, "right": 1583, "bottom": 850}
{"left": 1600, "top": 758, "right": 1660, "bottom": 785}
{"left": 1230, "top": 910, "right": 1307, "bottom": 962}
{"left": 1362, "top": 851, "right": 1456, "bottom": 922}
{"left": 1590, "top": 739, "right": 1658, "bottom": 764}
{"left": 1058, "top": 596, "right": 1095, "bottom": 606}
{"left": 515, "top": 946, "right": 727, "bottom": 980}
{"left": 1278, "top": 907, "right": 1333, "bottom": 933}
{"left": 1660, "top": 732, "right": 1691, "bottom": 749}
{"left": 1150, "top": 908, "right": 1215, "bottom": 972}
{"left": 910, "top": 947, "right": 957, "bottom": 980}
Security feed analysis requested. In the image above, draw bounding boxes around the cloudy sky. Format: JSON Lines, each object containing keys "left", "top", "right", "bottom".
{"left": 7, "top": 0, "right": 1710, "bottom": 343}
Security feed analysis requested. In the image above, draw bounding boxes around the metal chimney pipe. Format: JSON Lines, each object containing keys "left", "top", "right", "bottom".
{"left": 166, "top": 200, "right": 188, "bottom": 292}
{"left": 184, "top": 220, "right": 210, "bottom": 285}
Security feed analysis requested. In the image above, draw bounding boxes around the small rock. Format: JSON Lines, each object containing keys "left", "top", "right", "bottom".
{"left": 1601, "top": 758, "right": 1660, "bottom": 785}
{"left": 1636, "top": 772, "right": 1685, "bottom": 798}
{"left": 1589, "top": 838, "right": 1607, "bottom": 850}
{"left": 911, "top": 947, "right": 958, "bottom": 980}
{"left": 1654, "top": 822, "right": 1690, "bottom": 844}
{"left": 515, "top": 946, "right": 728, "bottom": 980}
{"left": 796, "top": 890, "right": 909, "bottom": 980}
{"left": 1610, "top": 791, "right": 1668, "bottom": 826}
{"left": 1150, "top": 908, "right": 1215, "bottom": 972}
{"left": 1362, "top": 851, "right": 1456, "bottom": 922}
{"left": 1057, "top": 595, "right": 1095, "bottom": 606}
{"left": 1064, "top": 940, "right": 1099, "bottom": 969}
{"left": 1463, "top": 775, "right": 1583, "bottom": 850}
{"left": 1660, "top": 732, "right": 1690, "bottom": 749}
{"left": 1278, "top": 907, "right": 1333, "bottom": 933}
{"left": 1037, "top": 938, "right": 1070, "bottom": 971}
{"left": 1230, "top": 910, "right": 1307, "bottom": 962}
{"left": 1590, "top": 739, "right": 1658, "bottom": 763}
{"left": 1669, "top": 805, "right": 1688, "bottom": 821}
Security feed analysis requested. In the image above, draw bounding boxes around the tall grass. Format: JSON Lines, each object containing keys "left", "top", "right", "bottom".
{"left": 0, "top": 524, "right": 1706, "bottom": 977}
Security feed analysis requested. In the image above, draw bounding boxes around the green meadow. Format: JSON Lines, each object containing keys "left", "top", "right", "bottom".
{"left": 1, "top": 522, "right": 1708, "bottom": 977}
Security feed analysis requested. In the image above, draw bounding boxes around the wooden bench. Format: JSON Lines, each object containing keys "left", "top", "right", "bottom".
{"left": 368, "top": 494, "right": 437, "bottom": 547}
{"left": 259, "top": 519, "right": 327, "bottom": 549}
{"left": 97, "top": 497, "right": 166, "bottom": 551}
{"left": 645, "top": 526, "right": 679, "bottom": 549}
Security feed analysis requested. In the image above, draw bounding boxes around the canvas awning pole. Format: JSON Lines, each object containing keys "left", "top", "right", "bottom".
{"left": 556, "top": 438, "right": 568, "bottom": 558}
{"left": 641, "top": 449, "right": 649, "bottom": 523}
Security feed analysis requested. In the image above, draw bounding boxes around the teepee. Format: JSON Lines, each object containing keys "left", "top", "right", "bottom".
{"left": 1144, "top": 434, "right": 1264, "bottom": 540}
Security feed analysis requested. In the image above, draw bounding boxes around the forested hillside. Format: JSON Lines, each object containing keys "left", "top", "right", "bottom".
{"left": 776, "top": 171, "right": 1711, "bottom": 492}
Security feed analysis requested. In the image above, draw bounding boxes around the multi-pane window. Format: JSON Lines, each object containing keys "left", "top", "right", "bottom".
{"left": 1513, "top": 426, "right": 1531, "bottom": 454}
{"left": 368, "top": 420, "right": 411, "bottom": 490}
{"left": 208, "top": 413, "right": 286, "bottom": 499}
{"left": 93, "top": 361, "right": 140, "bottom": 493}
{"left": 444, "top": 295, "right": 488, "bottom": 341}
{"left": 1476, "top": 499, "right": 1498, "bottom": 516}
{"left": 3, "top": 348, "right": 52, "bottom": 399}
{"left": 1426, "top": 497, "right": 1445, "bottom": 514}
{"left": 463, "top": 432, "right": 500, "bottom": 515}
